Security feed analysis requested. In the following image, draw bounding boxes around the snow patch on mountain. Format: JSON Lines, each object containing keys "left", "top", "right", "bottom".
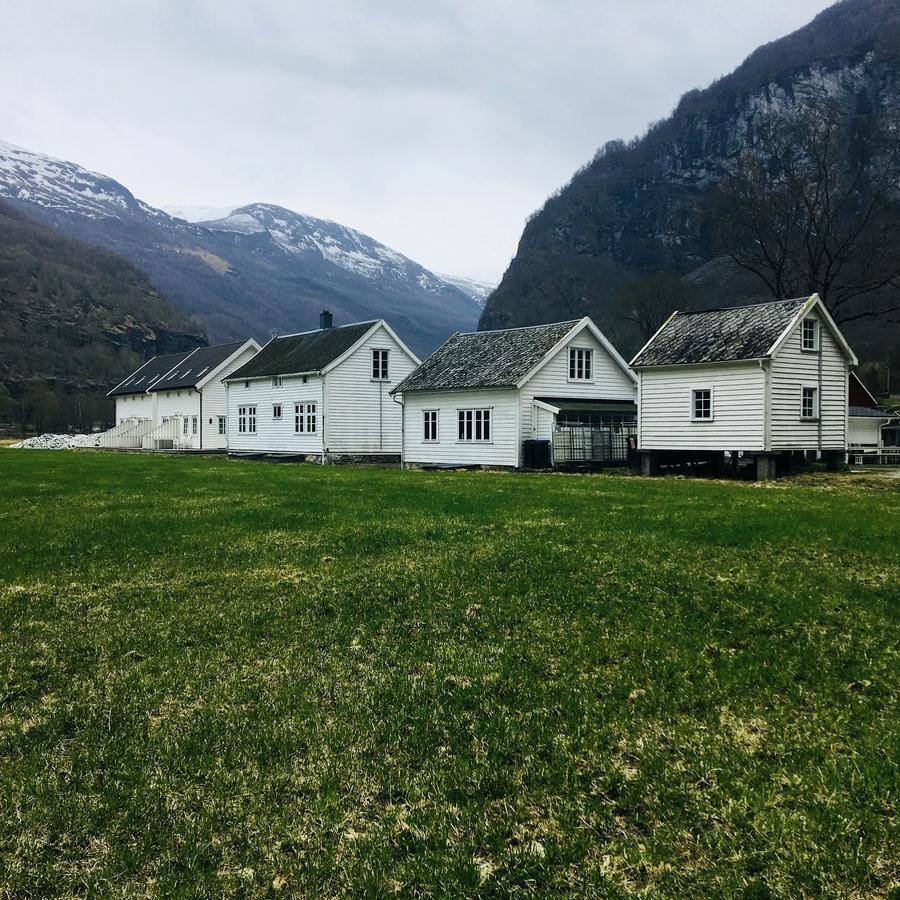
{"left": 435, "top": 272, "right": 497, "bottom": 306}
{"left": 161, "top": 204, "right": 239, "bottom": 223}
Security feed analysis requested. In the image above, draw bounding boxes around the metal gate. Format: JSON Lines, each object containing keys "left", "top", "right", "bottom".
{"left": 552, "top": 425, "right": 636, "bottom": 466}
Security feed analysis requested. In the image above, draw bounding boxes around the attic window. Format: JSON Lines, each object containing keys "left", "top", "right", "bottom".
{"left": 272, "top": 376, "right": 284, "bottom": 388}
{"left": 372, "top": 349, "right": 389, "bottom": 381}
{"left": 802, "top": 319, "right": 818, "bottom": 351}
{"left": 568, "top": 348, "right": 593, "bottom": 381}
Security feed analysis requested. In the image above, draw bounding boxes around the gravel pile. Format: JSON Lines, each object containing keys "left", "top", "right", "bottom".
{"left": 10, "top": 433, "right": 103, "bottom": 450}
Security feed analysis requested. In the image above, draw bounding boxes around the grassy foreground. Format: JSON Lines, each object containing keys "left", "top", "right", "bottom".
{"left": 0, "top": 452, "right": 897, "bottom": 898}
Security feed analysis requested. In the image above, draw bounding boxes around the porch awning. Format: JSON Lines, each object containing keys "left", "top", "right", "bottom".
{"left": 534, "top": 396, "right": 637, "bottom": 415}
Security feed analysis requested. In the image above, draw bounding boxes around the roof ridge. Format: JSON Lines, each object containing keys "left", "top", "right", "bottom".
{"left": 275, "top": 320, "right": 378, "bottom": 339}
{"left": 457, "top": 319, "right": 581, "bottom": 336}
{"left": 675, "top": 297, "right": 808, "bottom": 316}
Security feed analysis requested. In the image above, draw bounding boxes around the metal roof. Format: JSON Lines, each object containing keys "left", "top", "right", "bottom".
{"left": 226, "top": 322, "right": 377, "bottom": 380}
{"left": 108, "top": 350, "right": 193, "bottom": 397}
{"left": 392, "top": 320, "right": 580, "bottom": 394}
{"left": 148, "top": 341, "right": 246, "bottom": 392}
{"left": 631, "top": 298, "right": 808, "bottom": 367}
{"left": 535, "top": 396, "right": 637, "bottom": 413}
{"left": 849, "top": 405, "right": 891, "bottom": 418}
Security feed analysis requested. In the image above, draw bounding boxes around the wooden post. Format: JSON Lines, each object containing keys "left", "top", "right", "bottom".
{"left": 640, "top": 450, "right": 660, "bottom": 476}
{"left": 755, "top": 454, "right": 777, "bottom": 481}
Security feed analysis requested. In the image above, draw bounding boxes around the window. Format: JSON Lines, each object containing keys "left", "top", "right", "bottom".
{"left": 238, "top": 405, "right": 256, "bottom": 434}
{"left": 218, "top": 416, "right": 227, "bottom": 435}
{"left": 692, "top": 389, "right": 712, "bottom": 420}
{"left": 423, "top": 410, "right": 438, "bottom": 442}
{"left": 372, "top": 349, "right": 389, "bottom": 380}
{"left": 273, "top": 404, "right": 283, "bottom": 420}
{"left": 568, "top": 347, "right": 593, "bottom": 381}
{"left": 801, "top": 386, "right": 818, "bottom": 420}
{"left": 183, "top": 417, "right": 189, "bottom": 435}
{"left": 191, "top": 416, "right": 198, "bottom": 435}
{"left": 302, "top": 375, "right": 308, "bottom": 384}
{"left": 802, "top": 319, "right": 818, "bottom": 351}
{"left": 294, "top": 402, "right": 317, "bottom": 433}
{"left": 244, "top": 380, "right": 250, "bottom": 389}
{"left": 457, "top": 408, "right": 491, "bottom": 442}
{"left": 272, "top": 376, "right": 284, "bottom": 388}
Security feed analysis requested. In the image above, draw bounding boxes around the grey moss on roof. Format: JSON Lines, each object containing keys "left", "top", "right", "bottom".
{"left": 226, "top": 322, "right": 377, "bottom": 381}
{"left": 632, "top": 298, "right": 809, "bottom": 367}
{"left": 148, "top": 341, "right": 246, "bottom": 392}
{"left": 392, "top": 320, "right": 580, "bottom": 394}
{"left": 108, "top": 350, "right": 193, "bottom": 397}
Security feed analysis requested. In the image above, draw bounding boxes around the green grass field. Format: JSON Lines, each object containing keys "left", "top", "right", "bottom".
{"left": 0, "top": 451, "right": 897, "bottom": 898}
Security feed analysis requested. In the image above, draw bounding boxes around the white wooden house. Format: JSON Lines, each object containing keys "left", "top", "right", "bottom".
{"left": 847, "top": 372, "right": 891, "bottom": 452}
{"left": 630, "top": 294, "right": 858, "bottom": 479}
{"left": 106, "top": 339, "right": 260, "bottom": 450}
{"left": 391, "top": 317, "right": 637, "bottom": 469}
{"left": 223, "top": 312, "right": 420, "bottom": 461}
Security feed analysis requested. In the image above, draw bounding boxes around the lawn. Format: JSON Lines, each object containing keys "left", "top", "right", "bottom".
{"left": 0, "top": 451, "right": 897, "bottom": 898}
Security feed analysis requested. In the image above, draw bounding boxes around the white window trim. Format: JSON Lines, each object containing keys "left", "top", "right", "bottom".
{"left": 272, "top": 376, "right": 284, "bottom": 388}
{"left": 371, "top": 348, "right": 390, "bottom": 382}
{"left": 423, "top": 409, "right": 439, "bottom": 443}
{"left": 217, "top": 416, "right": 227, "bottom": 435}
{"left": 800, "top": 384, "right": 819, "bottom": 421}
{"left": 273, "top": 404, "right": 283, "bottom": 420}
{"left": 294, "top": 402, "right": 318, "bottom": 434}
{"left": 567, "top": 346, "right": 595, "bottom": 383}
{"left": 691, "top": 387, "right": 714, "bottom": 422}
{"left": 801, "top": 318, "right": 819, "bottom": 353}
{"left": 238, "top": 405, "right": 257, "bottom": 434}
{"left": 455, "top": 407, "right": 493, "bottom": 443}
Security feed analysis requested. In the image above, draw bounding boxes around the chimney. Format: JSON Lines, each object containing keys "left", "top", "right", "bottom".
{"left": 320, "top": 309, "right": 333, "bottom": 330}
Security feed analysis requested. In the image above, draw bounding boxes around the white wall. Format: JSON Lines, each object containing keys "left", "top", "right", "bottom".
{"left": 226, "top": 376, "right": 324, "bottom": 455}
{"left": 638, "top": 363, "right": 766, "bottom": 451}
{"left": 115, "top": 392, "right": 155, "bottom": 424}
{"left": 324, "top": 324, "right": 419, "bottom": 454}
{"left": 199, "top": 344, "right": 259, "bottom": 449}
{"left": 402, "top": 389, "right": 520, "bottom": 467}
{"left": 848, "top": 416, "right": 884, "bottom": 447}
{"left": 769, "top": 313, "right": 848, "bottom": 450}
{"left": 155, "top": 389, "right": 201, "bottom": 446}
{"left": 519, "top": 326, "right": 636, "bottom": 444}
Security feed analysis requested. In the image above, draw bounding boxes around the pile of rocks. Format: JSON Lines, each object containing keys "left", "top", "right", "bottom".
{"left": 9, "top": 433, "right": 103, "bottom": 450}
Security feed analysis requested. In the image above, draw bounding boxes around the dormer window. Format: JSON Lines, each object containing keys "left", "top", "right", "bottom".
{"left": 802, "top": 319, "right": 818, "bottom": 351}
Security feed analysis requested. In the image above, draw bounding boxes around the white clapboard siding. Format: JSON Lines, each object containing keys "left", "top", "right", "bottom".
{"left": 116, "top": 392, "right": 155, "bottom": 424}
{"left": 156, "top": 389, "right": 201, "bottom": 423}
{"left": 769, "top": 313, "right": 848, "bottom": 450}
{"left": 324, "top": 325, "right": 419, "bottom": 454}
{"left": 200, "top": 344, "right": 259, "bottom": 449}
{"left": 848, "top": 416, "right": 884, "bottom": 447}
{"left": 403, "top": 389, "right": 519, "bottom": 467}
{"left": 226, "top": 376, "right": 325, "bottom": 454}
{"left": 519, "top": 327, "right": 636, "bottom": 440}
{"left": 638, "top": 363, "right": 766, "bottom": 450}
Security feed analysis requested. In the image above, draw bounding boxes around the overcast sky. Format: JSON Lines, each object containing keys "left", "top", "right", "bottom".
{"left": 2, "top": 0, "right": 832, "bottom": 282}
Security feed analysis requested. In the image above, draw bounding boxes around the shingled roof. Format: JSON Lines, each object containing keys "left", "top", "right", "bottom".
{"left": 226, "top": 321, "right": 377, "bottom": 380}
{"left": 631, "top": 298, "right": 810, "bottom": 367}
{"left": 108, "top": 350, "right": 193, "bottom": 398}
{"left": 148, "top": 341, "right": 247, "bottom": 392}
{"left": 392, "top": 320, "right": 580, "bottom": 394}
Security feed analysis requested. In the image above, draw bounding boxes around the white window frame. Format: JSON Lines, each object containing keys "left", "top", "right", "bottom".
{"left": 294, "top": 402, "right": 318, "bottom": 434}
{"left": 423, "top": 409, "right": 439, "bottom": 442}
{"left": 691, "top": 388, "right": 713, "bottom": 421}
{"left": 217, "top": 416, "right": 227, "bottom": 435}
{"left": 238, "top": 405, "right": 256, "bottom": 434}
{"left": 801, "top": 319, "right": 819, "bottom": 352}
{"left": 183, "top": 417, "right": 189, "bottom": 435}
{"left": 800, "top": 385, "right": 819, "bottom": 420}
{"left": 273, "top": 403, "right": 283, "bottom": 420}
{"left": 372, "top": 349, "right": 390, "bottom": 381}
{"left": 457, "top": 408, "right": 492, "bottom": 443}
{"left": 191, "top": 416, "right": 198, "bottom": 435}
{"left": 567, "top": 347, "right": 594, "bottom": 382}
{"left": 272, "top": 376, "right": 284, "bottom": 388}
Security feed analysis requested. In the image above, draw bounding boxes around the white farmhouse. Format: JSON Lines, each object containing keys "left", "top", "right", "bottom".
{"left": 223, "top": 312, "right": 420, "bottom": 461}
{"left": 106, "top": 339, "right": 260, "bottom": 450}
{"left": 391, "top": 317, "right": 637, "bottom": 469}
{"left": 630, "top": 294, "right": 858, "bottom": 479}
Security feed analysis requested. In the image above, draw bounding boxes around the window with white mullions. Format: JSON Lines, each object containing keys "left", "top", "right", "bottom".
{"left": 692, "top": 389, "right": 712, "bottom": 420}
{"left": 457, "top": 408, "right": 491, "bottom": 442}
{"left": 568, "top": 347, "right": 593, "bottom": 381}
{"left": 294, "top": 402, "right": 317, "bottom": 433}
{"left": 372, "top": 349, "right": 390, "bottom": 380}
{"left": 273, "top": 404, "right": 283, "bottom": 420}
{"left": 423, "top": 410, "right": 438, "bottom": 442}
{"left": 801, "top": 386, "right": 818, "bottom": 420}
{"left": 238, "top": 405, "right": 256, "bottom": 434}
{"left": 802, "top": 319, "right": 818, "bottom": 351}
{"left": 218, "top": 416, "right": 227, "bottom": 435}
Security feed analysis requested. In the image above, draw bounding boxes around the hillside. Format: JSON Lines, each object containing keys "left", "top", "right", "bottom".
{"left": 0, "top": 200, "right": 205, "bottom": 431}
{"left": 480, "top": 0, "right": 900, "bottom": 371}
{"left": 0, "top": 141, "right": 480, "bottom": 356}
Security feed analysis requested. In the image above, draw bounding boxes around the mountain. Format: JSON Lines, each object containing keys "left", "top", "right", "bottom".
{"left": 435, "top": 273, "right": 498, "bottom": 308}
{"left": 0, "top": 140, "right": 480, "bottom": 356}
{"left": 480, "top": 0, "right": 900, "bottom": 371}
{"left": 0, "top": 198, "right": 205, "bottom": 431}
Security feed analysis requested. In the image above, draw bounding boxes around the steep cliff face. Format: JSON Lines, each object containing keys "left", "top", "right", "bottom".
{"left": 480, "top": 0, "right": 900, "bottom": 349}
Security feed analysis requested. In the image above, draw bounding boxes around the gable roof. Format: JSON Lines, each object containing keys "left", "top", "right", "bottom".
{"left": 225, "top": 321, "right": 377, "bottom": 380}
{"left": 391, "top": 320, "right": 581, "bottom": 394}
{"left": 148, "top": 341, "right": 247, "bottom": 392}
{"left": 108, "top": 350, "right": 193, "bottom": 398}
{"left": 631, "top": 298, "right": 809, "bottom": 367}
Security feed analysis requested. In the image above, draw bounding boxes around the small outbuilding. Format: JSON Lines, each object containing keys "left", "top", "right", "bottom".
{"left": 223, "top": 312, "right": 420, "bottom": 461}
{"left": 847, "top": 372, "right": 891, "bottom": 452}
{"left": 630, "top": 294, "right": 858, "bottom": 479}
{"left": 391, "top": 317, "right": 637, "bottom": 469}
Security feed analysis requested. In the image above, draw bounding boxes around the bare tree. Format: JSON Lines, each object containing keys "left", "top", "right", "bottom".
{"left": 705, "top": 85, "right": 900, "bottom": 324}
{"left": 613, "top": 272, "right": 693, "bottom": 343}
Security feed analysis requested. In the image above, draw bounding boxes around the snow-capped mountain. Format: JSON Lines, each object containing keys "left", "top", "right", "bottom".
{"left": 0, "top": 140, "right": 480, "bottom": 354}
{"left": 435, "top": 272, "right": 497, "bottom": 307}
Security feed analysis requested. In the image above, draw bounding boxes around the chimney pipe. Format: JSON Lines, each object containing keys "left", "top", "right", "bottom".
{"left": 320, "top": 309, "right": 333, "bottom": 330}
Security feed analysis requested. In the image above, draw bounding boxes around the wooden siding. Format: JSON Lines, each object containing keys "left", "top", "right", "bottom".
{"left": 402, "top": 389, "right": 520, "bottom": 467}
{"left": 638, "top": 363, "right": 766, "bottom": 451}
{"left": 848, "top": 416, "right": 884, "bottom": 447}
{"left": 199, "top": 345, "right": 258, "bottom": 449}
{"left": 769, "top": 313, "right": 848, "bottom": 450}
{"left": 519, "top": 327, "right": 635, "bottom": 444}
{"left": 226, "top": 376, "right": 324, "bottom": 454}
{"left": 324, "top": 324, "right": 418, "bottom": 454}
{"left": 115, "top": 393, "right": 154, "bottom": 424}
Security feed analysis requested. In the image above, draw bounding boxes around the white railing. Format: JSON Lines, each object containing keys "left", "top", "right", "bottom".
{"left": 141, "top": 417, "right": 198, "bottom": 450}
{"left": 849, "top": 448, "right": 900, "bottom": 466}
{"left": 98, "top": 417, "right": 149, "bottom": 448}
